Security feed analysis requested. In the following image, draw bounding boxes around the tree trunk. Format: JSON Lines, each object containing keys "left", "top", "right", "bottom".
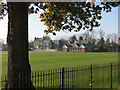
{"left": 7, "top": 2, "right": 34, "bottom": 89}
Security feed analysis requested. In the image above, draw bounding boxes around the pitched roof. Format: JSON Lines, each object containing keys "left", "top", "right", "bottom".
{"left": 62, "top": 45, "right": 68, "bottom": 49}
{"left": 34, "top": 38, "right": 43, "bottom": 42}
{"left": 76, "top": 43, "right": 81, "bottom": 47}
{"left": 79, "top": 44, "right": 85, "bottom": 48}
{"left": 73, "top": 44, "right": 78, "bottom": 48}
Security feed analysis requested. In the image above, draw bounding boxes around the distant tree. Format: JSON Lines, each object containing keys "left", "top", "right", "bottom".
{"left": 111, "top": 41, "right": 118, "bottom": 52}
{"left": 98, "top": 29, "right": 105, "bottom": 39}
{"left": 106, "top": 34, "right": 112, "bottom": 43}
{"left": 60, "top": 39, "right": 68, "bottom": 48}
{"left": 111, "top": 33, "right": 118, "bottom": 43}
{"left": 69, "top": 35, "right": 77, "bottom": 43}
{"left": 60, "top": 38, "right": 68, "bottom": 44}
{"left": 90, "top": 30, "right": 97, "bottom": 40}
{"left": 2, "top": 43, "right": 8, "bottom": 51}
{"left": 104, "top": 38, "right": 111, "bottom": 52}
{"left": 118, "top": 45, "right": 120, "bottom": 52}
{"left": 43, "top": 35, "right": 51, "bottom": 40}
{"left": 97, "top": 37, "right": 105, "bottom": 52}
{"left": 83, "top": 31, "right": 89, "bottom": 41}
{"left": 118, "top": 37, "right": 120, "bottom": 52}
{"left": 0, "top": 38, "right": 5, "bottom": 44}
{"left": 105, "top": 33, "right": 118, "bottom": 52}
{"left": 34, "top": 37, "right": 37, "bottom": 40}
{"left": 79, "top": 36, "right": 83, "bottom": 42}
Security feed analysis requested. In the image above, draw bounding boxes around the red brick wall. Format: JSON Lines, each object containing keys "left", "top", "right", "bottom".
{"left": 62, "top": 48, "right": 68, "bottom": 52}
{"left": 80, "top": 48, "right": 85, "bottom": 52}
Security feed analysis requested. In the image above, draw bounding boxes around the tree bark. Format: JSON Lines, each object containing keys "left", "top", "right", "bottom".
{"left": 7, "top": 2, "right": 34, "bottom": 89}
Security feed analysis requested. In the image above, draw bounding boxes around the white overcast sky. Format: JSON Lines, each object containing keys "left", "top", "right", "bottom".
{"left": 0, "top": 6, "right": 118, "bottom": 43}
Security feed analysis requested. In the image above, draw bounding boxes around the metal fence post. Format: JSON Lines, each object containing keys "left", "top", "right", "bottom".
{"left": 0, "top": 76, "right": 2, "bottom": 89}
{"left": 90, "top": 64, "right": 92, "bottom": 89}
{"left": 19, "top": 73, "right": 21, "bottom": 89}
{"left": 62, "top": 67, "right": 65, "bottom": 90}
{"left": 118, "top": 62, "right": 120, "bottom": 86}
{"left": 111, "top": 63, "right": 112, "bottom": 89}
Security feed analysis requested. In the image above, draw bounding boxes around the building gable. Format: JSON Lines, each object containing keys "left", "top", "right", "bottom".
{"left": 62, "top": 45, "right": 68, "bottom": 49}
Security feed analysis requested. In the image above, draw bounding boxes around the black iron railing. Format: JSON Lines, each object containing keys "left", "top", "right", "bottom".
{"left": 0, "top": 63, "right": 119, "bottom": 89}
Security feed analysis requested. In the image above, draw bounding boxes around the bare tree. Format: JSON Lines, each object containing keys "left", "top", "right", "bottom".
{"left": 106, "top": 34, "right": 112, "bottom": 43}
{"left": 106, "top": 33, "right": 118, "bottom": 43}
{"left": 83, "top": 30, "right": 90, "bottom": 41}
{"left": 69, "top": 35, "right": 77, "bottom": 43}
{"left": 90, "top": 30, "right": 97, "bottom": 39}
{"left": 98, "top": 29, "right": 105, "bottom": 39}
{"left": 111, "top": 33, "right": 118, "bottom": 43}
{"left": 0, "top": 38, "right": 5, "bottom": 44}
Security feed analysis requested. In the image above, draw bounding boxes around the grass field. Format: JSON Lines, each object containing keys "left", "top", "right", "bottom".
{"left": 2, "top": 51, "right": 118, "bottom": 76}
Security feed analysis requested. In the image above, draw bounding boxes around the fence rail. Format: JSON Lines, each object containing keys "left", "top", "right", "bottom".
{"left": 0, "top": 63, "right": 119, "bottom": 89}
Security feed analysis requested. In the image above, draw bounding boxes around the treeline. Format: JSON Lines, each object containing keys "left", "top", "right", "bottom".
{"left": 1, "top": 29, "right": 119, "bottom": 52}
{"left": 68, "top": 29, "right": 119, "bottom": 52}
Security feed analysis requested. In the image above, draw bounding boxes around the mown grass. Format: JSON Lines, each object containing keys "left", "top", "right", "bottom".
{"left": 1, "top": 51, "right": 119, "bottom": 88}
{"left": 2, "top": 51, "right": 118, "bottom": 76}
